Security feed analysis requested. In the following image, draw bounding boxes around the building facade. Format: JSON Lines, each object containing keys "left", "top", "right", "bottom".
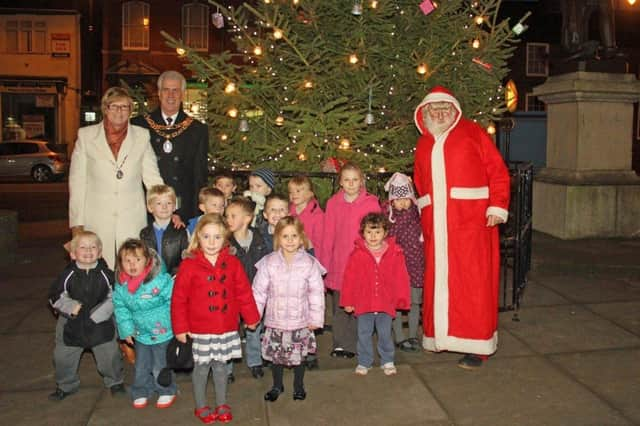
{"left": 0, "top": 9, "right": 81, "bottom": 147}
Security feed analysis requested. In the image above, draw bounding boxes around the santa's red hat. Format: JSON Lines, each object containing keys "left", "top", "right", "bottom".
{"left": 414, "top": 86, "right": 462, "bottom": 135}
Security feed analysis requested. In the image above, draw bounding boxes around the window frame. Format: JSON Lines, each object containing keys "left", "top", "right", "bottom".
{"left": 182, "top": 3, "right": 209, "bottom": 52}
{"left": 5, "top": 19, "right": 46, "bottom": 54}
{"left": 122, "top": 1, "right": 150, "bottom": 51}
{"left": 525, "top": 93, "right": 546, "bottom": 112}
{"left": 525, "top": 42, "right": 549, "bottom": 77}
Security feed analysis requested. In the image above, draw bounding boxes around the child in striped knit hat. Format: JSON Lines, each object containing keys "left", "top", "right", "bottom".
{"left": 383, "top": 173, "right": 425, "bottom": 352}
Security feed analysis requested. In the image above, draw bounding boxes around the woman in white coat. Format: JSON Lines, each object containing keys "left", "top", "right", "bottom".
{"left": 69, "top": 87, "right": 164, "bottom": 268}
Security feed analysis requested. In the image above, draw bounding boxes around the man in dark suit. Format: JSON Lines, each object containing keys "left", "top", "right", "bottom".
{"left": 132, "top": 70, "right": 208, "bottom": 221}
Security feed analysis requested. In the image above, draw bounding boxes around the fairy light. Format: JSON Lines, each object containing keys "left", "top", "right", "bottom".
{"left": 227, "top": 108, "right": 239, "bottom": 118}
{"left": 416, "top": 63, "right": 428, "bottom": 75}
{"left": 339, "top": 138, "right": 351, "bottom": 150}
{"left": 220, "top": 134, "right": 228, "bottom": 141}
{"left": 275, "top": 115, "right": 284, "bottom": 126}
{"left": 176, "top": 47, "right": 186, "bottom": 56}
{"left": 303, "top": 80, "right": 313, "bottom": 89}
{"left": 273, "top": 28, "right": 283, "bottom": 39}
{"left": 297, "top": 152, "right": 307, "bottom": 161}
{"left": 472, "top": 38, "right": 481, "bottom": 49}
{"left": 486, "top": 123, "right": 496, "bottom": 135}
{"left": 349, "top": 54, "right": 359, "bottom": 64}
{"left": 224, "top": 82, "right": 236, "bottom": 94}
{"left": 370, "top": 0, "right": 379, "bottom": 8}
{"left": 253, "top": 45, "right": 263, "bottom": 55}
{"left": 475, "top": 16, "right": 484, "bottom": 25}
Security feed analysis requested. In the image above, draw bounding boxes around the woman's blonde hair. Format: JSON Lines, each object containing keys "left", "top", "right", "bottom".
{"left": 101, "top": 87, "right": 133, "bottom": 116}
{"left": 273, "top": 216, "right": 310, "bottom": 251}
{"left": 187, "top": 213, "right": 230, "bottom": 253}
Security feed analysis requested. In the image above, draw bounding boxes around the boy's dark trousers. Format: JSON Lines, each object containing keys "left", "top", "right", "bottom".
{"left": 53, "top": 317, "right": 124, "bottom": 393}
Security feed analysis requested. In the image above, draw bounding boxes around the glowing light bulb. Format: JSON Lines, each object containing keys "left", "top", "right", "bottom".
{"left": 416, "top": 63, "right": 428, "bottom": 75}
{"left": 349, "top": 54, "right": 359, "bottom": 64}
{"left": 275, "top": 116, "right": 284, "bottom": 126}
{"left": 627, "top": 0, "right": 636, "bottom": 4}
{"left": 472, "top": 39, "right": 481, "bottom": 49}
{"left": 303, "top": 80, "right": 313, "bottom": 89}
{"left": 297, "top": 152, "right": 307, "bottom": 161}
{"left": 220, "top": 134, "right": 228, "bottom": 141}
{"left": 486, "top": 123, "right": 496, "bottom": 135}
{"left": 142, "top": 18, "right": 149, "bottom": 26}
{"left": 176, "top": 47, "right": 186, "bottom": 56}
{"left": 253, "top": 45, "right": 263, "bottom": 55}
{"left": 370, "top": 0, "right": 379, "bottom": 8}
{"left": 273, "top": 28, "right": 283, "bottom": 39}
{"left": 224, "top": 82, "right": 236, "bottom": 94}
{"left": 339, "top": 138, "right": 351, "bottom": 150}
{"left": 475, "top": 16, "right": 484, "bottom": 25}
{"left": 227, "top": 108, "right": 239, "bottom": 118}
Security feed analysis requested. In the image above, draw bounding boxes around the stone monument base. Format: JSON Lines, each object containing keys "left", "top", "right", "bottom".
{"left": 533, "top": 169, "right": 640, "bottom": 239}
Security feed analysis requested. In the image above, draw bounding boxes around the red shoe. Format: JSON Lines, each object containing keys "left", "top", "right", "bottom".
{"left": 215, "top": 404, "right": 233, "bottom": 423}
{"left": 194, "top": 406, "right": 216, "bottom": 424}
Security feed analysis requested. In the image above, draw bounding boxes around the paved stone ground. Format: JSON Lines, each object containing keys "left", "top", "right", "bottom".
{"left": 1, "top": 222, "right": 638, "bottom": 426}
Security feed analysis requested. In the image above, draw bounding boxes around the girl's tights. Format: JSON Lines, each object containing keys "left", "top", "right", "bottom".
{"left": 271, "top": 364, "right": 305, "bottom": 392}
{"left": 192, "top": 360, "right": 227, "bottom": 408}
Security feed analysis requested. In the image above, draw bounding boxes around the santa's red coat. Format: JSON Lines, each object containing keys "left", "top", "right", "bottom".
{"left": 413, "top": 88, "right": 510, "bottom": 355}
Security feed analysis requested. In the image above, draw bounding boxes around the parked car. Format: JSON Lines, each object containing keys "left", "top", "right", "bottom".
{"left": 0, "top": 140, "right": 69, "bottom": 182}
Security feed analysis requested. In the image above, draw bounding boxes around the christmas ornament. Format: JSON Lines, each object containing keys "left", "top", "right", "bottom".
{"left": 321, "top": 157, "right": 346, "bottom": 173}
{"left": 416, "top": 63, "right": 429, "bottom": 75}
{"left": 239, "top": 119, "right": 249, "bottom": 132}
{"left": 212, "top": 10, "right": 224, "bottom": 29}
{"left": 351, "top": 0, "right": 363, "bottom": 16}
{"left": 419, "top": 0, "right": 436, "bottom": 16}
{"left": 275, "top": 116, "right": 284, "bottom": 126}
{"left": 339, "top": 138, "right": 351, "bottom": 150}
{"left": 472, "top": 57, "right": 492, "bottom": 71}
{"left": 365, "top": 87, "right": 375, "bottom": 125}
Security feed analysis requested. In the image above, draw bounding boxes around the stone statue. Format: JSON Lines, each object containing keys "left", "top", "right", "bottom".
{"left": 561, "top": 0, "right": 618, "bottom": 60}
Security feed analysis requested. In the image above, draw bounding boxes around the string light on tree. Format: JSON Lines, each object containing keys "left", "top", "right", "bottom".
{"left": 224, "top": 82, "right": 236, "bottom": 94}
{"left": 486, "top": 122, "right": 496, "bottom": 135}
{"left": 253, "top": 45, "right": 263, "bottom": 55}
{"left": 176, "top": 47, "right": 186, "bottom": 56}
{"left": 472, "top": 38, "right": 481, "bottom": 49}
{"left": 416, "top": 63, "right": 429, "bottom": 75}
{"left": 227, "top": 107, "right": 239, "bottom": 118}
{"left": 273, "top": 28, "right": 283, "bottom": 39}
{"left": 349, "top": 53, "right": 359, "bottom": 64}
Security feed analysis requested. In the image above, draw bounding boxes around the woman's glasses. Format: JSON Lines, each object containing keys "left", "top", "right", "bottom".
{"left": 107, "top": 104, "right": 131, "bottom": 112}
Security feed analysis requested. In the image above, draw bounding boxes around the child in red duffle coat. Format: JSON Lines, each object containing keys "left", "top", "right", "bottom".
{"left": 171, "top": 213, "right": 260, "bottom": 424}
{"left": 340, "top": 213, "right": 410, "bottom": 377}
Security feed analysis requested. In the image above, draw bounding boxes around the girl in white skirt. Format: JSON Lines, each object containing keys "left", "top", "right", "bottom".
{"left": 171, "top": 214, "right": 260, "bottom": 424}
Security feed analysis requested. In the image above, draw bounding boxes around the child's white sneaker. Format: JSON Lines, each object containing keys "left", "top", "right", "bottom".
{"left": 382, "top": 362, "right": 397, "bottom": 376}
{"left": 133, "top": 397, "right": 148, "bottom": 408}
{"left": 156, "top": 394, "right": 176, "bottom": 408}
{"left": 354, "top": 365, "right": 370, "bottom": 376}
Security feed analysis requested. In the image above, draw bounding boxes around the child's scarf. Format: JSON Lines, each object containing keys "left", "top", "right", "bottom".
{"left": 119, "top": 261, "right": 154, "bottom": 294}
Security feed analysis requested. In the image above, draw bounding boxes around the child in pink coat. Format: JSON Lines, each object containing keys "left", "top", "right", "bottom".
{"left": 341, "top": 213, "right": 410, "bottom": 376}
{"left": 318, "top": 163, "right": 380, "bottom": 358}
{"left": 288, "top": 175, "right": 324, "bottom": 255}
{"left": 252, "top": 216, "right": 325, "bottom": 402}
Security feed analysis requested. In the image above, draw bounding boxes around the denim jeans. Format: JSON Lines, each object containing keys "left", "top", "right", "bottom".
{"left": 357, "top": 312, "right": 394, "bottom": 367}
{"left": 131, "top": 340, "right": 176, "bottom": 399}
{"left": 245, "top": 321, "right": 263, "bottom": 368}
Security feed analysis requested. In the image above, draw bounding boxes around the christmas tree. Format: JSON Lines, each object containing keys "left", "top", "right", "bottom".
{"left": 164, "top": 0, "right": 526, "bottom": 172}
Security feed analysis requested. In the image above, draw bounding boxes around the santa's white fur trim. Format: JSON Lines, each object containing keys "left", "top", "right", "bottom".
{"left": 422, "top": 331, "right": 498, "bottom": 355}
{"left": 486, "top": 206, "right": 509, "bottom": 222}
{"left": 416, "top": 194, "right": 431, "bottom": 210}
{"left": 450, "top": 186, "right": 489, "bottom": 199}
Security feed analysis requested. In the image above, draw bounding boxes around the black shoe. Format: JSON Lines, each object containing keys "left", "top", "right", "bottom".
{"left": 293, "top": 388, "right": 306, "bottom": 401}
{"left": 227, "top": 373, "right": 235, "bottom": 384}
{"left": 342, "top": 350, "right": 356, "bottom": 358}
{"left": 408, "top": 337, "right": 420, "bottom": 349}
{"left": 264, "top": 386, "right": 284, "bottom": 402}
{"left": 250, "top": 366, "right": 264, "bottom": 379}
{"left": 109, "top": 383, "right": 126, "bottom": 396}
{"left": 330, "top": 348, "right": 344, "bottom": 358}
{"left": 305, "top": 358, "right": 319, "bottom": 370}
{"left": 457, "top": 354, "right": 483, "bottom": 370}
{"left": 397, "top": 340, "right": 418, "bottom": 353}
{"left": 48, "top": 387, "right": 77, "bottom": 401}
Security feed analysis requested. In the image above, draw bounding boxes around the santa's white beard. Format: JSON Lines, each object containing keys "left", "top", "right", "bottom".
{"left": 425, "top": 115, "right": 455, "bottom": 137}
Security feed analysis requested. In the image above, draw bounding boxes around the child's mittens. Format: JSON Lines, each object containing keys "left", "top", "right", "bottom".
{"left": 89, "top": 300, "right": 114, "bottom": 323}
{"left": 51, "top": 292, "right": 82, "bottom": 318}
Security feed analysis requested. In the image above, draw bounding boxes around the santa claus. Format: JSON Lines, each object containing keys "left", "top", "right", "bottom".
{"left": 413, "top": 86, "right": 510, "bottom": 369}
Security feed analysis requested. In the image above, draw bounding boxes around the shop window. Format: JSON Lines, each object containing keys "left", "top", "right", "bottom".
{"left": 5, "top": 20, "right": 46, "bottom": 53}
{"left": 525, "top": 93, "right": 546, "bottom": 112}
{"left": 122, "top": 1, "right": 150, "bottom": 51}
{"left": 182, "top": 3, "right": 209, "bottom": 51}
{"left": 526, "top": 43, "right": 549, "bottom": 77}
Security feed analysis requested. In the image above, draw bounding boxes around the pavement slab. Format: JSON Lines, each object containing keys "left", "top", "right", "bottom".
{"left": 549, "top": 349, "right": 640, "bottom": 425}
{"left": 585, "top": 301, "right": 640, "bottom": 336}
{"left": 416, "top": 356, "right": 632, "bottom": 426}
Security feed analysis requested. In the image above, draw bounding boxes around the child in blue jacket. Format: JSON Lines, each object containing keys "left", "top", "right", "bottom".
{"left": 113, "top": 239, "right": 175, "bottom": 409}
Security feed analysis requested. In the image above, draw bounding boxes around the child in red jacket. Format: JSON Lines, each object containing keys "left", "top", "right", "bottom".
{"left": 172, "top": 214, "right": 260, "bottom": 424}
{"left": 340, "top": 213, "right": 410, "bottom": 376}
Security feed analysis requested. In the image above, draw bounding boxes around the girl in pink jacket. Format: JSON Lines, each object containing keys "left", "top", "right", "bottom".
{"left": 252, "top": 216, "right": 326, "bottom": 402}
{"left": 318, "top": 163, "right": 381, "bottom": 358}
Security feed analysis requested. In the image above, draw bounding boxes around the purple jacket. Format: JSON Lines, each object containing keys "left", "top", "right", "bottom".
{"left": 252, "top": 249, "right": 326, "bottom": 330}
{"left": 318, "top": 189, "right": 380, "bottom": 291}
{"left": 290, "top": 198, "right": 324, "bottom": 252}
{"left": 384, "top": 202, "right": 425, "bottom": 288}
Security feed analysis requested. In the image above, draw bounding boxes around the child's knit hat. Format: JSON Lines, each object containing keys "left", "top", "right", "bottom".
{"left": 384, "top": 172, "right": 417, "bottom": 205}
{"left": 250, "top": 168, "right": 276, "bottom": 190}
